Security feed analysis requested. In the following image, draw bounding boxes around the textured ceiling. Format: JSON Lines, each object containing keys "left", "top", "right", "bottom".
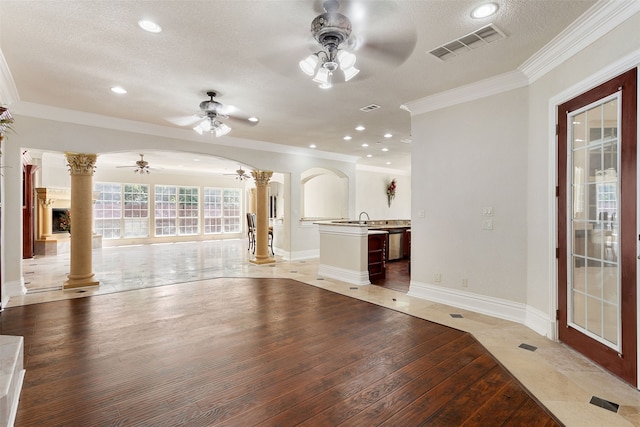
{"left": 0, "top": 0, "right": 596, "bottom": 172}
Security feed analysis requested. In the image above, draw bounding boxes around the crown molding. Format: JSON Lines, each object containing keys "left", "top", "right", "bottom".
{"left": 356, "top": 163, "right": 411, "bottom": 176}
{"left": 0, "top": 49, "right": 19, "bottom": 105}
{"left": 10, "top": 101, "right": 360, "bottom": 164}
{"left": 403, "top": 0, "right": 640, "bottom": 116}
{"left": 403, "top": 70, "right": 528, "bottom": 116}
{"left": 519, "top": 0, "right": 640, "bottom": 83}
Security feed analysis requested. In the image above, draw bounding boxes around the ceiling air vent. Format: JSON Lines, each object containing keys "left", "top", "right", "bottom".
{"left": 429, "top": 24, "right": 506, "bottom": 61}
{"left": 360, "top": 104, "right": 381, "bottom": 112}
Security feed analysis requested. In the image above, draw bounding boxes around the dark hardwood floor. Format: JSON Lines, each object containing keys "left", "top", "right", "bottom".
{"left": 1, "top": 278, "right": 561, "bottom": 426}
{"left": 371, "top": 259, "right": 411, "bottom": 293}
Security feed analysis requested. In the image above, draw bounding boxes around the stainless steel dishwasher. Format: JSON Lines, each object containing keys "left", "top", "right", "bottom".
{"left": 387, "top": 229, "right": 404, "bottom": 261}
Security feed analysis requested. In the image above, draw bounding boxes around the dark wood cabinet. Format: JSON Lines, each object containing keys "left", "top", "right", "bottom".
{"left": 22, "top": 164, "right": 37, "bottom": 259}
{"left": 368, "top": 232, "right": 386, "bottom": 281}
{"left": 403, "top": 228, "right": 411, "bottom": 259}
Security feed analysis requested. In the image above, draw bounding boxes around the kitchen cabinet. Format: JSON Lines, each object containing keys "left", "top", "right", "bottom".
{"left": 368, "top": 231, "right": 387, "bottom": 281}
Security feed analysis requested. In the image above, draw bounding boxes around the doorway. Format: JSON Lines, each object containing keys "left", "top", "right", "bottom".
{"left": 557, "top": 68, "right": 637, "bottom": 386}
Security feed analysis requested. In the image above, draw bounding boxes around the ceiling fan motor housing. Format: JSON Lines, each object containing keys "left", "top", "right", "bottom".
{"left": 311, "top": 0, "right": 351, "bottom": 49}
{"left": 200, "top": 99, "right": 223, "bottom": 113}
{"left": 311, "top": 13, "right": 351, "bottom": 47}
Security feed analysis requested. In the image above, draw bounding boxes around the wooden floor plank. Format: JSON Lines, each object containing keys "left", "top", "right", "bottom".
{"left": 0, "top": 278, "right": 561, "bottom": 426}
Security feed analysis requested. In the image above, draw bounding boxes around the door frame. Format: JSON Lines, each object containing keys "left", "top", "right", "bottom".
{"left": 547, "top": 57, "right": 640, "bottom": 387}
{"left": 557, "top": 68, "right": 636, "bottom": 385}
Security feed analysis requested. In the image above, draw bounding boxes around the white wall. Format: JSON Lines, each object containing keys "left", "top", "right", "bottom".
{"left": 355, "top": 168, "right": 411, "bottom": 220}
{"left": 525, "top": 12, "right": 640, "bottom": 319}
{"left": 302, "top": 173, "right": 347, "bottom": 219}
{"left": 410, "top": 88, "right": 529, "bottom": 304}
{"left": 406, "top": 10, "right": 640, "bottom": 336}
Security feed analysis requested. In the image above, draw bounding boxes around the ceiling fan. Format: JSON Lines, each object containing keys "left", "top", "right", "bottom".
{"left": 169, "top": 91, "right": 259, "bottom": 137}
{"left": 116, "top": 153, "right": 153, "bottom": 175}
{"left": 224, "top": 166, "right": 252, "bottom": 181}
{"left": 296, "top": 0, "right": 417, "bottom": 87}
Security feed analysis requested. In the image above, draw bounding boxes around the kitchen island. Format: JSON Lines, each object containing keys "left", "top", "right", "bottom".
{"left": 316, "top": 219, "right": 410, "bottom": 285}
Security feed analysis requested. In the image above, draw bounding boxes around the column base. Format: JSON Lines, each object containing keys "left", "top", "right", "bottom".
{"left": 250, "top": 256, "right": 276, "bottom": 265}
{"left": 64, "top": 273, "right": 100, "bottom": 289}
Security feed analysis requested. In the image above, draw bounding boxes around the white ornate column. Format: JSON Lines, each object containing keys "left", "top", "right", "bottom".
{"left": 250, "top": 170, "right": 275, "bottom": 265}
{"left": 63, "top": 152, "right": 99, "bottom": 289}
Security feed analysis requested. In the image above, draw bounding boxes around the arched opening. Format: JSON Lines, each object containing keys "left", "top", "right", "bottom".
{"left": 300, "top": 167, "right": 348, "bottom": 220}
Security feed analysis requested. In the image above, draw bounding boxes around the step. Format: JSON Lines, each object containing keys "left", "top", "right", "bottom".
{"left": 0, "top": 336, "right": 24, "bottom": 427}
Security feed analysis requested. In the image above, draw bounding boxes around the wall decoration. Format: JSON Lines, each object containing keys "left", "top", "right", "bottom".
{"left": 387, "top": 179, "right": 396, "bottom": 207}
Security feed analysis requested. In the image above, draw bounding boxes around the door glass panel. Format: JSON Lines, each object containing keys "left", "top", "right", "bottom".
{"left": 568, "top": 93, "right": 621, "bottom": 351}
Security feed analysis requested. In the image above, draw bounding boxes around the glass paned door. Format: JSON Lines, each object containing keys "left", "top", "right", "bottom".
{"left": 557, "top": 68, "right": 636, "bottom": 386}
{"left": 569, "top": 95, "right": 620, "bottom": 351}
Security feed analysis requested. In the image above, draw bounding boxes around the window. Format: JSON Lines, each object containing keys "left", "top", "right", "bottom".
{"left": 223, "top": 188, "right": 241, "bottom": 233}
{"left": 203, "top": 188, "right": 222, "bottom": 234}
{"left": 178, "top": 187, "right": 199, "bottom": 235}
{"left": 94, "top": 183, "right": 122, "bottom": 239}
{"left": 123, "top": 184, "right": 149, "bottom": 238}
{"left": 154, "top": 185, "right": 199, "bottom": 236}
{"left": 203, "top": 188, "right": 241, "bottom": 234}
{"left": 154, "top": 185, "right": 177, "bottom": 236}
{"left": 94, "top": 183, "right": 241, "bottom": 239}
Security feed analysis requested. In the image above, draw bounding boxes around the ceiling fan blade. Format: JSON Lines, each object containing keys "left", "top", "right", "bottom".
{"left": 225, "top": 113, "right": 258, "bottom": 127}
{"left": 166, "top": 114, "right": 203, "bottom": 127}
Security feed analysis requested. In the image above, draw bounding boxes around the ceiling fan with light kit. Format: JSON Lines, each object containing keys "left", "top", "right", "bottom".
{"left": 224, "top": 166, "right": 252, "bottom": 181}
{"left": 169, "top": 91, "right": 259, "bottom": 137}
{"left": 116, "top": 153, "right": 157, "bottom": 175}
{"left": 298, "top": 0, "right": 417, "bottom": 88}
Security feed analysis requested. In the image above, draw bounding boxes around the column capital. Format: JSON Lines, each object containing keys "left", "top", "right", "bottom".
{"left": 39, "top": 198, "right": 55, "bottom": 207}
{"left": 251, "top": 170, "right": 273, "bottom": 187}
{"left": 65, "top": 152, "right": 97, "bottom": 176}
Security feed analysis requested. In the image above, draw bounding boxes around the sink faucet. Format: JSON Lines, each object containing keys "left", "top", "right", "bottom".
{"left": 358, "top": 211, "right": 370, "bottom": 223}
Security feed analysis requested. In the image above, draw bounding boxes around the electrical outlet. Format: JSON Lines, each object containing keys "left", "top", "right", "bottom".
{"left": 482, "top": 219, "right": 493, "bottom": 230}
{"left": 435, "top": 273, "right": 441, "bottom": 283}
{"left": 483, "top": 207, "right": 494, "bottom": 216}
{"left": 418, "top": 210, "right": 425, "bottom": 218}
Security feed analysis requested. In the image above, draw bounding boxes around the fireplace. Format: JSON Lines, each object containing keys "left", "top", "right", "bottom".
{"left": 52, "top": 208, "right": 70, "bottom": 234}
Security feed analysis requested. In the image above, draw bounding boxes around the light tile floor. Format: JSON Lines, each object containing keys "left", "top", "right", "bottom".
{"left": 8, "top": 239, "right": 640, "bottom": 426}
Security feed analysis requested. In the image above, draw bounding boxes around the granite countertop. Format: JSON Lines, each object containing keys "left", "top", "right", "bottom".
{"left": 324, "top": 219, "right": 411, "bottom": 229}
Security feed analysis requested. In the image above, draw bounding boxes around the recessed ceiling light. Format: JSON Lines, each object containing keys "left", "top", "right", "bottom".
{"left": 361, "top": 143, "right": 369, "bottom": 147}
{"left": 471, "top": 3, "right": 498, "bottom": 19}
{"left": 138, "top": 19, "right": 162, "bottom": 33}
{"left": 383, "top": 133, "right": 392, "bottom": 138}
{"left": 355, "top": 125, "right": 365, "bottom": 131}
{"left": 366, "top": 154, "right": 373, "bottom": 158}
{"left": 385, "top": 162, "right": 391, "bottom": 165}
{"left": 193, "top": 158, "right": 200, "bottom": 162}
{"left": 111, "top": 86, "right": 127, "bottom": 94}
{"left": 381, "top": 148, "right": 389, "bottom": 152}
{"left": 343, "top": 136, "right": 352, "bottom": 141}
{"left": 248, "top": 117, "right": 259, "bottom": 123}
{"left": 309, "top": 144, "right": 316, "bottom": 148}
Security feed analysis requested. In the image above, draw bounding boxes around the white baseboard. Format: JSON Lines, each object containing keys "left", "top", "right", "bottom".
{"left": 408, "top": 281, "right": 554, "bottom": 337}
{"left": 318, "top": 264, "right": 370, "bottom": 286}
{"left": 408, "top": 281, "right": 529, "bottom": 325}
{"left": 525, "top": 305, "right": 555, "bottom": 339}
{"left": 278, "top": 249, "right": 319, "bottom": 261}
{"left": 2, "top": 279, "right": 27, "bottom": 308}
